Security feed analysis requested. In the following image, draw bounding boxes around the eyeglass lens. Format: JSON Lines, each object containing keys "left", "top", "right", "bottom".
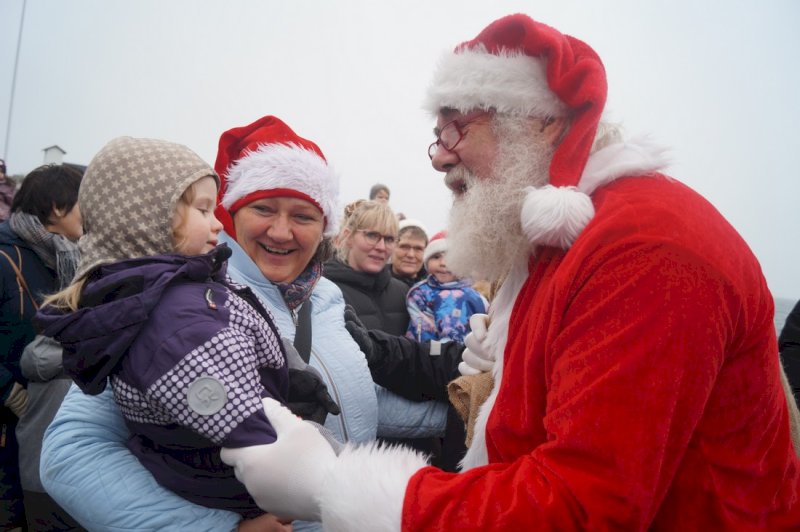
{"left": 428, "top": 120, "right": 465, "bottom": 159}
{"left": 361, "top": 230, "right": 396, "bottom": 246}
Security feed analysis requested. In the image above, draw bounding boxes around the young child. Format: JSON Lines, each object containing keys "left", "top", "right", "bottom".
{"left": 405, "top": 230, "right": 489, "bottom": 344}
{"left": 35, "top": 136, "right": 291, "bottom": 518}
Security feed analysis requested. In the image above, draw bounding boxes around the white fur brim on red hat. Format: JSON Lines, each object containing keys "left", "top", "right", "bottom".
{"left": 424, "top": 46, "right": 567, "bottom": 118}
{"left": 423, "top": 237, "right": 448, "bottom": 264}
{"left": 221, "top": 143, "right": 340, "bottom": 237}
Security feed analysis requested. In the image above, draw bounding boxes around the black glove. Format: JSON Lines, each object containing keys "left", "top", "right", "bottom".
{"left": 344, "top": 304, "right": 377, "bottom": 364}
{"left": 287, "top": 366, "right": 340, "bottom": 425}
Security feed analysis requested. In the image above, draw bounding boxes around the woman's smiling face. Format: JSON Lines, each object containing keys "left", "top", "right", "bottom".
{"left": 232, "top": 196, "right": 324, "bottom": 283}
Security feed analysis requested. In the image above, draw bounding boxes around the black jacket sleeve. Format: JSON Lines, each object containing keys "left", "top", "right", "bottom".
{"left": 364, "top": 329, "right": 465, "bottom": 402}
{"left": 780, "top": 300, "right": 800, "bottom": 405}
{"left": 344, "top": 304, "right": 464, "bottom": 402}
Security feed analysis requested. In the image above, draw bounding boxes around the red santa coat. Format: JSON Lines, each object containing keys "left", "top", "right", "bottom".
{"left": 403, "top": 174, "right": 800, "bottom": 530}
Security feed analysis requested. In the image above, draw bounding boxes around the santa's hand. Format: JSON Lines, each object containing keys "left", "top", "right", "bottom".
{"left": 221, "top": 398, "right": 337, "bottom": 521}
{"left": 458, "top": 313, "right": 495, "bottom": 376}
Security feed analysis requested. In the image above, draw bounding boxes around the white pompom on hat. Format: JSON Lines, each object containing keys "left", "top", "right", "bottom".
{"left": 213, "top": 115, "right": 340, "bottom": 239}
{"left": 425, "top": 13, "right": 608, "bottom": 249}
{"left": 423, "top": 230, "right": 448, "bottom": 264}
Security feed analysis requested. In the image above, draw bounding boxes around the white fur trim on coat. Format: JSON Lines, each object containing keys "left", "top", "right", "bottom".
{"left": 221, "top": 143, "right": 340, "bottom": 237}
{"left": 319, "top": 441, "right": 429, "bottom": 532}
{"left": 459, "top": 259, "right": 528, "bottom": 470}
{"left": 520, "top": 136, "right": 669, "bottom": 250}
{"left": 424, "top": 46, "right": 568, "bottom": 117}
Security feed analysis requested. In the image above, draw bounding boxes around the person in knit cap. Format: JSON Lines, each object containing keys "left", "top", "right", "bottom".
{"left": 218, "top": 14, "right": 800, "bottom": 529}
{"left": 35, "top": 136, "right": 303, "bottom": 527}
{"left": 39, "top": 117, "right": 447, "bottom": 531}
{"left": 406, "top": 230, "right": 488, "bottom": 344}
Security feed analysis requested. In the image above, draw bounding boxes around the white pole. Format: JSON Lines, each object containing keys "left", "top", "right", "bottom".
{"left": 3, "top": 0, "right": 27, "bottom": 162}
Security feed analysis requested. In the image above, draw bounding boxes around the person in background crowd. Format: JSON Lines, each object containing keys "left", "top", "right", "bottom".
{"left": 0, "top": 164, "right": 83, "bottom": 530}
{"left": 39, "top": 115, "right": 447, "bottom": 532}
{"left": 368, "top": 183, "right": 390, "bottom": 203}
{"left": 0, "top": 159, "right": 16, "bottom": 222}
{"left": 325, "top": 200, "right": 409, "bottom": 336}
{"left": 390, "top": 218, "right": 429, "bottom": 287}
{"left": 781, "top": 299, "right": 800, "bottom": 405}
{"left": 325, "top": 199, "right": 445, "bottom": 460}
{"left": 220, "top": 14, "right": 800, "bottom": 529}
{"left": 406, "top": 230, "right": 488, "bottom": 344}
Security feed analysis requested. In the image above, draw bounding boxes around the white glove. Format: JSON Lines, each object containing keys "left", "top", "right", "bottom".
{"left": 220, "top": 398, "right": 337, "bottom": 522}
{"left": 458, "top": 313, "right": 495, "bottom": 376}
{"left": 4, "top": 382, "right": 28, "bottom": 418}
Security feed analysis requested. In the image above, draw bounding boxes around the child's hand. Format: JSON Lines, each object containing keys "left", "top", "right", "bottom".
{"left": 238, "top": 512, "right": 293, "bottom": 532}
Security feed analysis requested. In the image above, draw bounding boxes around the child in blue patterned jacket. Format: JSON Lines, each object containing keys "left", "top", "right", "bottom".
{"left": 405, "top": 230, "right": 489, "bottom": 343}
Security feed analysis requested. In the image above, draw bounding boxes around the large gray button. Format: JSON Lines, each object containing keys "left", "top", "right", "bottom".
{"left": 187, "top": 376, "right": 227, "bottom": 415}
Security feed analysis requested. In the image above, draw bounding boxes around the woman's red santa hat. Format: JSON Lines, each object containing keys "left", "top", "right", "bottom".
{"left": 214, "top": 115, "right": 340, "bottom": 239}
{"left": 425, "top": 14, "right": 610, "bottom": 249}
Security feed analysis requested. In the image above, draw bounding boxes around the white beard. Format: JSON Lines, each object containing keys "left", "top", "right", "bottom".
{"left": 447, "top": 117, "right": 554, "bottom": 282}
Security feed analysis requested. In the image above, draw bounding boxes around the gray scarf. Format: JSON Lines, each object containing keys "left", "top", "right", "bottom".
{"left": 9, "top": 211, "right": 80, "bottom": 289}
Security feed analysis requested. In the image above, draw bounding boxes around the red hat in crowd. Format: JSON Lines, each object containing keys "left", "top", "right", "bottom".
{"left": 423, "top": 230, "right": 448, "bottom": 264}
{"left": 214, "top": 115, "right": 340, "bottom": 238}
{"left": 425, "top": 14, "right": 608, "bottom": 249}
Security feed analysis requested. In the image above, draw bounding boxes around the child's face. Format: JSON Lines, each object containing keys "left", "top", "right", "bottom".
{"left": 173, "top": 176, "right": 223, "bottom": 256}
{"left": 427, "top": 252, "right": 456, "bottom": 284}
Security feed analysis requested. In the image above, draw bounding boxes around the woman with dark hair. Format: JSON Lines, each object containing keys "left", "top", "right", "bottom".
{"left": 0, "top": 164, "right": 83, "bottom": 530}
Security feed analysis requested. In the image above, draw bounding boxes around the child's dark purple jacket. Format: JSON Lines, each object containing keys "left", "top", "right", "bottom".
{"left": 36, "top": 245, "right": 289, "bottom": 516}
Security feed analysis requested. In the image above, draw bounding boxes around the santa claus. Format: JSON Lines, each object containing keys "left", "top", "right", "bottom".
{"left": 222, "top": 13, "right": 800, "bottom": 530}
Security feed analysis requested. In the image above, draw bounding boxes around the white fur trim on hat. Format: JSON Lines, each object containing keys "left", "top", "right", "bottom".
{"left": 424, "top": 46, "right": 568, "bottom": 117}
{"left": 221, "top": 143, "right": 340, "bottom": 237}
{"left": 319, "top": 441, "right": 428, "bottom": 532}
{"left": 423, "top": 236, "right": 448, "bottom": 264}
{"left": 398, "top": 218, "right": 429, "bottom": 238}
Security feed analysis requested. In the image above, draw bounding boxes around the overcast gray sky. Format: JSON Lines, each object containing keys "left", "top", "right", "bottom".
{"left": 2, "top": 0, "right": 799, "bottom": 300}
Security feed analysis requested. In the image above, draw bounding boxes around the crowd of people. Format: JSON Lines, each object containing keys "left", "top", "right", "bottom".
{"left": 1, "top": 11, "right": 799, "bottom": 531}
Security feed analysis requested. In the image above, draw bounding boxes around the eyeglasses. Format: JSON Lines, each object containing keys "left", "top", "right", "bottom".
{"left": 397, "top": 243, "right": 424, "bottom": 255}
{"left": 427, "top": 111, "right": 489, "bottom": 160}
{"left": 357, "top": 229, "right": 396, "bottom": 247}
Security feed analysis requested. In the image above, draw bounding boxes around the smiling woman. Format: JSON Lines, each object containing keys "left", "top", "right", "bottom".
{"left": 325, "top": 199, "right": 409, "bottom": 335}
{"left": 233, "top": 196, "right": 325, "bottom": 284}
{"left": 37, "top": 115, "right": 448, "bottom": 532}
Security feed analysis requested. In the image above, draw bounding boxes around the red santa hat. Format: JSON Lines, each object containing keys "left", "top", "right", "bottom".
{"left": 425, "top": 14, "right": 608, "bottom": 249}
{"left": 214, "top": 115, "right": 339, "bottom": 238}
{"left": 423, "top": 230, "right": 448, "bottom": 264}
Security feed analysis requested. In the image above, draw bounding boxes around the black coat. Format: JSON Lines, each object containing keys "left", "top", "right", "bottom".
{"left": 780, "top": 299, "right": 800, "bottom": 405}
{"left": 0, "top": 220, "right": 58, "bottom": 526}
{"left": 323, "top": 260, "right": 410, "bottom": 336}
{"left": 1, "top": 221, "right": 56, "bottom": 397}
